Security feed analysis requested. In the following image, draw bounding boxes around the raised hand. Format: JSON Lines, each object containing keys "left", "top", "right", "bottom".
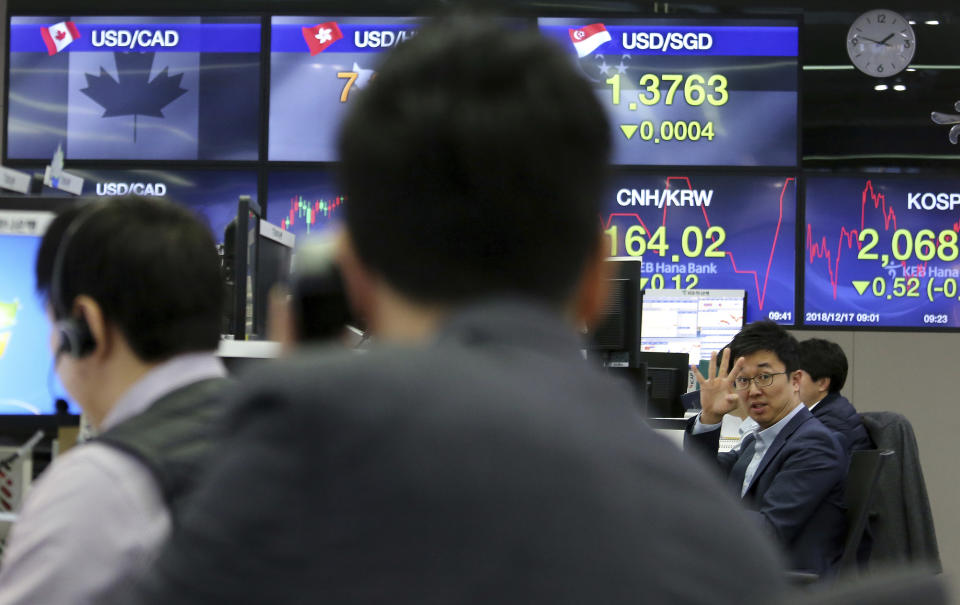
{"left": 691, "top": 348, "right": 745, "bottom": 425}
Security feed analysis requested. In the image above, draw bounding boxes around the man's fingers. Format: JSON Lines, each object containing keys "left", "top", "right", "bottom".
{"left": 717, "top": 348, "right": 730, "bottom": 378}
{"left": 727, "top": 356, "right": 746, "bottom": 383}
{"left": 707, "top": 350, "right": 717, "bottom": 380}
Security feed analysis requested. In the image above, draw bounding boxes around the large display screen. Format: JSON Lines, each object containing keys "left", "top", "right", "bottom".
{"left": 0, "top": 211, "right": 79, "bottom": 414}
{"left": 14, "top": 168, "right": 257, "bottom": 243}
{"left": 603, "top": 173, "right": 796, "bottom": 324}
{"left": 804, "top": 176, "right": 960, "bottom": 328}
{"left": 539, "top": 19, "right": 798, "bottom": 167}
{"left": 266, "top": 169, "right": 344, "bottom": 240}
{"left": 7, "top": 16, "right": 261, "bottom": 160}
{"left": 269, "top": 17, "right": 418, "bottom": 161}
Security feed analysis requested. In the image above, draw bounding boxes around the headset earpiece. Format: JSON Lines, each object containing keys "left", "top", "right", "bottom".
{"left": 55, "top": 316, "right": 95, "bottom": 358}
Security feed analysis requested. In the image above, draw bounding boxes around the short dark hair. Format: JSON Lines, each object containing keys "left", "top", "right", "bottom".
{"left": 797, "top": 338, "right": 848, "bottom": 393}
{"left": 338, "top": 14, "right": 610, "bottom": 305}
{"left": 729, "top": 320, "right": 799, "bottom": 374}
{"left": 35, "top": 196, "right": 223, "bottom": 361}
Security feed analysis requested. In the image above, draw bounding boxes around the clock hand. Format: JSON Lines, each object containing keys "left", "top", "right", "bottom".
{"left": 879, "top": 33, "right": 895, "bottom": 45}
{"left": 859, "top": 36, "right": 891, "bottom": 46}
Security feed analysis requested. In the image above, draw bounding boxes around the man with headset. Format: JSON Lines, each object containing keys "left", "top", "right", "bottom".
{"left": 0, "top": 196, "right": 230, "bottom": 604}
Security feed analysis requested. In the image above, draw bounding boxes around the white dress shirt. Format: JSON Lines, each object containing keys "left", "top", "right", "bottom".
{"left": 0, "top": 353, "right": 225, "bottom": 605}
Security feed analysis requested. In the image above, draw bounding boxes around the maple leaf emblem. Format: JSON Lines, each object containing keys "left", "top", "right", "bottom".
{"left": 54, "top": 29, "right": 66, "bottom": 41}
{"left": 80, "top": 52, "right": 188, "bottom": 142}
{"left": 315, "top": 27, "right": 332, "bottom": 43}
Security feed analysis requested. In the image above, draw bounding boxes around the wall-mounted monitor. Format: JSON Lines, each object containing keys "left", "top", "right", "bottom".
{"left": 804, "top": 175, "right": 960, "bottom": 328}
{"left": 6, "top": 168, "right": 257, "bottom": 244}
{"left": 266, "top": 169, "right": 345, "bottom": 239}
{"left": 0, "top": 202, "right": 80, "bottom": 415}
{"left": 538, "top": 18, "right": 798, "bottom": 167}
{"left": 269, "top": 16, "right": 419, "bottom": 161}
{"left": 6, "top": 16, "right": 261, "bottom": 161}
{"left": 602, "top": 173, "right": 796, "bottom": 325}
{"left": 640, "top": 288, "right": 746, "bottom": 365}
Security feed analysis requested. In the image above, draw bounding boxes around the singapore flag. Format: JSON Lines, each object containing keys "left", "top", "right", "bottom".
{"left": 569, "top": 23, "right": 611, "bottom": 58}
{"left": 41, "top": 21, "right": 80, "bottom": 56}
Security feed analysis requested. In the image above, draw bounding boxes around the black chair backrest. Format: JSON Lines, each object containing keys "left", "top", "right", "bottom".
{"left": 779, "top": 569, "right": 949, "bottom": 605}
{"left": 838, "top": 449, "right": 894, "bottom": 572}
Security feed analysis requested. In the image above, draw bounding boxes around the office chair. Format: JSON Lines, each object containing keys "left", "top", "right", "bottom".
{"left": 779, "top": 569, "right": 950, "bottom": 605}
{"left": 860, "top": 412, "right": 942, "bottom": 573}
{"left": 837, "top": 449, "right": 893, "bottom": 574}
{"left": 786, "top": 449, "right": 892, "bottom": 586}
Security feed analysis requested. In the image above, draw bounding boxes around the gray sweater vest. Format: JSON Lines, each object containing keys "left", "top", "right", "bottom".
{"left": 96, "top": 377, "right": 231, "bottom": 516}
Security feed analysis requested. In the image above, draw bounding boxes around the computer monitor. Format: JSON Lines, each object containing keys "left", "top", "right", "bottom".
{"left": 224, "top": 196, "right": 261, "bottom": 340}
{"left": 254, "top": 219, "right": 295, "bottom": 339}
{"left": 635, "top": 351, "right": 689, "bottom": 418}
{"left": 605, "top": 351, "right": 688, "bottom": 418}
{"left": 587, "top": 260, "right": 642, "bottom": 368}
{"left": 640, "top": 289, "right": 746, "bottom": 366}
{"left": 0, "top": 199, "right": 80, "bottom": 417}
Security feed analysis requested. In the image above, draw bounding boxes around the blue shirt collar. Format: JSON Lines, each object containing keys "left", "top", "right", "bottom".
{"left": 754, "top": 402, "right": 804, "bottom": 449}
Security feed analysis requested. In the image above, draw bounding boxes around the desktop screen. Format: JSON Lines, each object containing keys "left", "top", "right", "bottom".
{"left": 0, "top": 211, "right": 79, "bottom": 414}
{"left": 7, "top": 16, "right": 261, "bottom": 160}
{"left": 640, "top": 288, "right": 746, "bottom": 364}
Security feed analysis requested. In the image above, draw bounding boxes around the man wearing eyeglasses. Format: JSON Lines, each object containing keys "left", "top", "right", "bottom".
{"left": 685, "top": 321, "right": 848, "bottom": 577}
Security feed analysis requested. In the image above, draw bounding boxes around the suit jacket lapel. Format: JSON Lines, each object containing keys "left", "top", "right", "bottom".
{"left": 743, "top": 406, "right": 812, "bottom": 496}
{"left": 729, "top": 434, "right": 756, "bottom": 494}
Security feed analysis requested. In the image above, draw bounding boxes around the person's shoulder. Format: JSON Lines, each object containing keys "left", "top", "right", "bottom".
{"left": 15, "top": 442, "right": 165, "bottom": 527}
{"left": 790, "top": 412, "right": 847, "bottom": 457}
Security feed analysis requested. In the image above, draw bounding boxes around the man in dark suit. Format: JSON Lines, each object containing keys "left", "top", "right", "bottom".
{"left": 798, "top": 338, "right": 872, "bottom": 454}
{"left": 101, "top": 15, "right": 790, "bottom": 605}
{"left": 688, "top": 321, "right": 848, "bottom": 576}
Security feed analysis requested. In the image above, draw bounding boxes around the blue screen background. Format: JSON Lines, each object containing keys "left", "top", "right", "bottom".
{"left": 0, "top": 233, "right": 79, "bottom": 414}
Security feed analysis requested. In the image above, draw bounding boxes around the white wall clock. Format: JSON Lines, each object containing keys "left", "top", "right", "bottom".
{"left": 847, "top": 9, "right": 916, "bottom": 77}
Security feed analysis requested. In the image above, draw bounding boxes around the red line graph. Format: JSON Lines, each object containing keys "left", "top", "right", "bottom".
{"left": 804, "top": 179, "right": 936, "bottom": 300}
{"left": 601, "top": 176, "right": 794, "bottom": 310}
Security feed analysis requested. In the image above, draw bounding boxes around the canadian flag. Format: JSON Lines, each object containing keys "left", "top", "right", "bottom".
{"left": 568, "top": 23, "right": 611, "bottom": 58}
{"left": 41, "top": 21, "right": 80, "bottom": 56}
{"left": 302, "top": 22, "right": 344, "bottom": 56}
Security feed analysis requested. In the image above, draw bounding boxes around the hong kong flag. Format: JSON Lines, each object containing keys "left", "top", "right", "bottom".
{"left": 569, "top": 23, "right": 611, "bottom": 58}
{"left": 41, "top": 21, "right": 80, "bottom": 56}
{"left": 302, "top": 22, "right": 344, "bottom": 56}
